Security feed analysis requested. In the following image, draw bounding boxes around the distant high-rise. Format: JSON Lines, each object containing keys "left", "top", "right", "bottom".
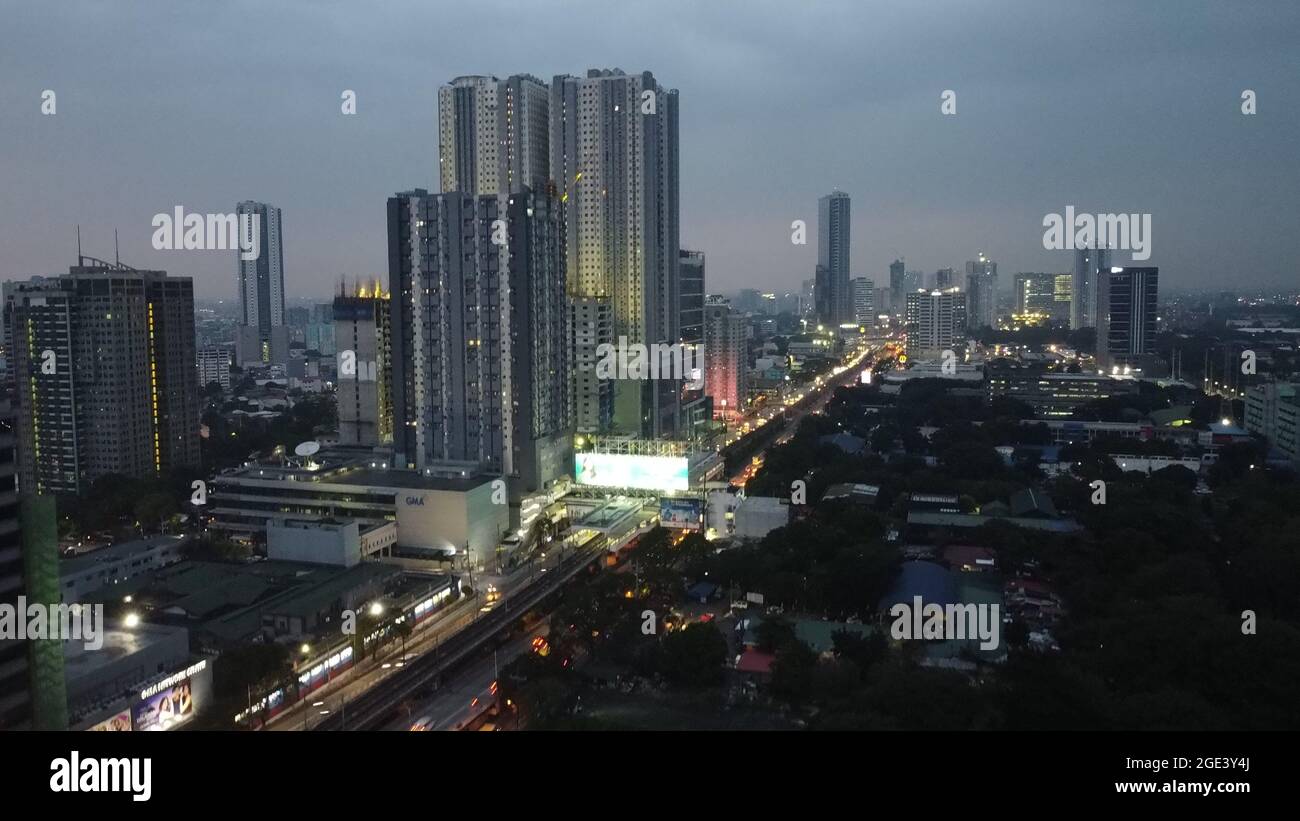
{"left": 852, "top": 277, "right": 875, "bottom": 324}
{"left": 197, "top": 346, "right": 232, "bottom": 391}
{"left": 888, "top": 259, "right": 906, "bottom": 316}
{"left": 904, "top": 269, "right": 922, "bottom": 295}
{"left": 5, "top": 257, "right": 200, "bottom": 495}
{"left": 935, "top": 268, "right": 955, "bottom": 289}
{"left": 551, "top": 69, "right": 680, "bottom": 437}
{"left": 1097, "top": 266, "right": 1159, "bottom": 372}
{"left": 704, "top": 298, "right": 747, "bottom": 421}
{"left": 1072, "top": 246, "right": 1111, "bottom": 330}
{"left": 387, "top": 187, "right": 570, "bottom": 493}
{"left": 1053, "top": 273, "right": 1074, "bottom": 322}
{"left": 964, "top": 254, "right": 998, "bottom": 329}
{"left": 1014, "top": 272, "right": 1057, "bottom": 316}
{"left": 235, "top": 201, "right": 287, "bottom": 367}
{"left": 906, "top": 288, "right": 967, "bottom": 356}
{"left": 438, "top": 74, "right": 550, "bottom": 196}
{"left": 334, "top": 282, "right": 393, "bottom": 447}
{"left": 816, "top": 191, "right": 851, "bottom": 326}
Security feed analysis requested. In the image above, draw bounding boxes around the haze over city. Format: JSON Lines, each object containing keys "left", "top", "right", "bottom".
{"left": 3, "top": 0, "right": 1298, "bottom": 299}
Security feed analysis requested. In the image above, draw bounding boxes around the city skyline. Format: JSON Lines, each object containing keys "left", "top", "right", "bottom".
{"left": 3, "top": 1, "right": 1299, "bottom": 301}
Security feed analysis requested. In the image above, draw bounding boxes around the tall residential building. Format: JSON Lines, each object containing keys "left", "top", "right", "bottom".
{"left": 1071, "top": 245, "right": 1111, "bottom": 330}
{"left": 235, "top": 201, "right": 288, "bottom": 367}
{"left": 815, "top": 191, "right": 851, "bottom": 326}
{"left": 906, "top": 288, "right": 967, "bottom": 356}
{"left": 852, "top": 277, "right": 875, "bottom": 324}
{"left": 1014, "top": 272, "right": 1057, "bottom": 316}
{"left": 571, "top": 296, "right": 614, "bottom": 434}
{"left": 197, "top": 345, "right": 232, "bottom": 391}
{"left": 438, "top": 74, "right": 550, "bottom": 196}
{"left": 888, "top": 259, "right": 906, "bottom": 317}
{"left": 704, "top": 298, "right": 747, "bottom": 421}
{"left": 935, "top": 268, "right": 955, "bottom": 289}
{"left": 387, "top": 188, "right": 570, "bottom": 494}
{"left": 964, "top": 253, "right": 998, "bottom": 329}
{"left": 550, "top": 69, "right": 681, "bottom": 437}
{"left": 1097, "top": 266, "right": 1158, "bottom": 373}
{"left": 5, "top": 258, "right": 200, "bottom": 495}
{"left": 306, "top": 303, "right": 337, "bottom": 356}
{"left": 0, "top": 404, "right": 65, "bottom": 730}
{"left": 680, "top": 250, "right": 705, "bottom": 347}
{"left": 334, "top": 282, "right": 393, "bottom": 447}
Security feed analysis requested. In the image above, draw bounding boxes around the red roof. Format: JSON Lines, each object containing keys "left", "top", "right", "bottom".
{"left": 735, "top": 649, "right": 776, "bottom": 675}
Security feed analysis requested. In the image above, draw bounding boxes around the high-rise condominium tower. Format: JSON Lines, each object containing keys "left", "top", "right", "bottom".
{"left": 5, "top": 257, "right": 199, "bottom": 495}
{"left": 888, "top": 259, "right": 906, "bottom": 316}
{"left": 852, "top": 277, "right": 875, "bottom": 324}
{"left": 438, "top": 74, "right": 550, "bottom": 196}
{"left": 906, "top": 288, "right": 967, "bottom": 356}
{"left": 816, "top": 191, "right": 851, "bottom": 326}
{"left": 1072, "top": 246, "right": 1111, "bottom": 330}
{"left": 550, "top": 69, "right": 681, "bottom": 437}
{"left": 235, "top": 200, "right": 287, "bottom": 366}
{"left": 387, "top": 188, "right": 570, "bottom": 494}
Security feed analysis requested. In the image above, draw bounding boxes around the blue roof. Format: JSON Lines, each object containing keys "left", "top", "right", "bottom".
{"left": 879, "top": 561, "right": 957, "bottom": 611}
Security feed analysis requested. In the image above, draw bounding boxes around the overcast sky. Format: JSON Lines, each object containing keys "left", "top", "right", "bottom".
{"left": 2, "top": 0, "right": 1297, "bottom": 301}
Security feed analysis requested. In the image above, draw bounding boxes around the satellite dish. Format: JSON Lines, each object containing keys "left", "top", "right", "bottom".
{"left": 294, "top": 441, "right": 321, "bottom": 457}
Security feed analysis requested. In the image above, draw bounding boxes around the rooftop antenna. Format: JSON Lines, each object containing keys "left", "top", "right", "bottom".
{"left": 76, "top": 225, "right": 82, "bottom": 265}
{"left": 114, "top": 229, "right": 120, "bottom": 267}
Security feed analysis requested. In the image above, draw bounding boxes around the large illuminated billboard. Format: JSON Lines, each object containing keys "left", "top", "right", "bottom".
{"left": 659, "top": 497, "right": 704, "bottom": 529}
{"left": 574, "top": 453, "right": 689, "bottom": 492}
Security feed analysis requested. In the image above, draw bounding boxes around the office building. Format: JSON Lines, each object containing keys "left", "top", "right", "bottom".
{"left": 935, "top": 268, "right": 955, "bottom": 289}
{"left": 1053, "top": 273, "right": 1073, "bottom": 322}
{"left": 334, "top": 282, "right": 393, "bottom": 447}
{"left": 965, "top": 254, "right": 998, "bottom": 329}
{"left": 1097, "top": 266, "right": 1158, "bottom": 372}
{"left": 5, "top": 258, "right": 200, "bottom": 495}
{"left": 1014, "top": 272, "right": 1057, "bottom": 317}
{"left": 235, "top": 201, "right": 288, "bottom": 367}
{"left": 986, "top": 361, "right": 1139, "bottom": 417}
{"left": 1072, "top": 245, "right": 1111, "bottom": 329}
{"left": 852, "top": 277, "right": 875, "bottom": 324}
{"left": 680, "top": 251, "right": 705, "bottom": 350}
{"left": 906, "top": 288, "right": 966, "bottom": 356}
{"left": 704, "top": 298, "right": 747, "bottom": 421}
{"left": 815, "top": 190, "right": 851, "bottom": 326}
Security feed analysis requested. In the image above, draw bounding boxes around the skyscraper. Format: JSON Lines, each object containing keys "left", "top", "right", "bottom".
{"left": 935, "top": 268, "right": 955, "bottom": 289}
{"left": 816, "top": 191, "right": 851, "bottom": 326}
{"left": 1097, "top": 266, "right": 1159, "bottom": 373}
{"left": 1072, "top": 245, "right": 1111, "bottom": 330}
{"left": 550, "top": 69, "right": 680, "bottom": 437}
{"left": 438, "top": 74, "right": 550, "bottom": 196}
{"left": 334, "top": 281, "right": 392, "bottom": 447}
{"left": 888, "top": 258, "right": 906, "bottom": 317}
{"left": 235, "top": 200, "right": 287, "bottom": 367}
{"left": 964, "top": 253, "right": 998, "bottom": 329}
{"left": 5, "top": 257, "right": 199, "bottom": 494}
{"left": 387, "top": 188, "right": 570, "bottom": 493}
{"left": 704, "top": 298, "right": 747, "bottom": 421}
